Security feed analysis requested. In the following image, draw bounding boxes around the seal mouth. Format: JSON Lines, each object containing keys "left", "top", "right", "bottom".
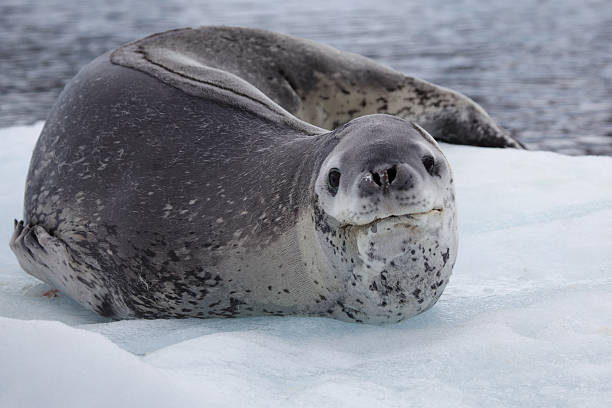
{"left": 341, "top": 208, "right": 443, "bottom": 230}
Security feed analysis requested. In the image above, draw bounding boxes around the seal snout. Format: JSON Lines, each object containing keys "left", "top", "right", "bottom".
{"left": 359, "top": 163, "right": 415, "bottom": 196}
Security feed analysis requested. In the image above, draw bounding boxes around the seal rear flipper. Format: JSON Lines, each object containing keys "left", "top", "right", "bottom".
{"left": 9, "top": 220, "right": 126, "bottom": 318}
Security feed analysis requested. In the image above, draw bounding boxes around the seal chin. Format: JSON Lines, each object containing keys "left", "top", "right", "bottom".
{"left": 325, "top": 200, "right": 455, "bottom": 323}
{"left": 347, "top": 208, "right": 446, "bottom": 269}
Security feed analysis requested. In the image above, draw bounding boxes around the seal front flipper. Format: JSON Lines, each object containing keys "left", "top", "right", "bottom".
{"left": 10, "top": 221, "right": 54, "bottom": 283}
{"left": 9, "top": 221, "right": 125, "bottom": 318}
{"left": 10, "top": 220, "right": 80, "bottom": 290}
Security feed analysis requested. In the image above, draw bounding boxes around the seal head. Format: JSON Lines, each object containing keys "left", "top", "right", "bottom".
{"left": 310, "top": 115, "right": 457, "bottom": 322}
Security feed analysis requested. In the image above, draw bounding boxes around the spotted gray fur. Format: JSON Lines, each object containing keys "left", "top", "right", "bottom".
{"left": 10, "top": 27, "right": 514, "bottom": 323}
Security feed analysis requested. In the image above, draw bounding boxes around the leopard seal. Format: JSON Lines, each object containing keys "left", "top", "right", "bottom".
{"left": 10, "top": 27, "right": 519, "bottom": 323}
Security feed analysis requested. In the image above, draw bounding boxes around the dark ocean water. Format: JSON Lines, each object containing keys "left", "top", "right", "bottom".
{"left": 1, "top": 0, "right": 611, "bottom": 155}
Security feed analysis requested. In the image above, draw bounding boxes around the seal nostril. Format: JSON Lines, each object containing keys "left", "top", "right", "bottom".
{"left": 387, "top": 166, "right": 397, "bottom": 184}
{"left": 422, "top": 155, "right": 435, "bottom": 175}
{"left": 371, "top": 172, "right": 382, "bottom": 186}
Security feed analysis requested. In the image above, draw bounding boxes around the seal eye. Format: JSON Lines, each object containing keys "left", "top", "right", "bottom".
{"left": 328, "top": 168, "right": 341, "bottom": 195}
{"left": 422, "top": 155, "right": 435, "bottom": 175}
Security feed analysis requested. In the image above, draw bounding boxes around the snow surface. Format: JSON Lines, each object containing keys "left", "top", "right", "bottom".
{"left": 1, "top": 123, "right": 611, "bottom": 408}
